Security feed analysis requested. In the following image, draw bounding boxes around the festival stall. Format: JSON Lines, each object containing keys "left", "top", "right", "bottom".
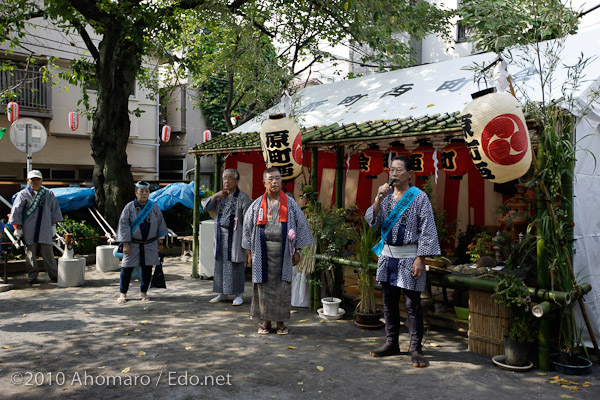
{"left": 190, "top": 31, "right": 600, "bottom": 356}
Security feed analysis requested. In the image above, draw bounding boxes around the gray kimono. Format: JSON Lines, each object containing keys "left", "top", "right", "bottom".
{"left": 9, "top": 186, "right": 63, "bottom": 245}
{"left": 116, "top": 200, "right": 168, "bottom": 268}
{"left": 242, "top": 193, "right": 314, "bottom": 283}
{"left": 202, "top": 188, "right": 251, "bottom": 263}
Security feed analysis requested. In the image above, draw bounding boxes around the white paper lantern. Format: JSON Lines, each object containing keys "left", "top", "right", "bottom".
{"left": 203, "top": 129, "right": 212, "bottom": 142}
{"left": 68, "top": 110, "right": 79, "bottom": 131}
{"left": 161, "top": 125, "right": 171, "bottom": 142}
{"left": 7, "top": 101, "right": 19, "bottom": 123}
{"left": 460, "top": 89, "right": 532, "bottom": 183}
{"left": 259, "top": 113, "right": 303, "bottom": 180}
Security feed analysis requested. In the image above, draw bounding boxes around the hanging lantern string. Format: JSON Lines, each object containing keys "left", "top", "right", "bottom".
{"left": 476, "top": 54, "right": 503, "bottom": 91}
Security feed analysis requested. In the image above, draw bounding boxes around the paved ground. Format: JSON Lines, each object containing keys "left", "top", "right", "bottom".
{"left": 0, "top": 257, "right": 598, "bottom": 400}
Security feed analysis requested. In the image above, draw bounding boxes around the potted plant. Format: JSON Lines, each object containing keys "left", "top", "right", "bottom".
{"left": 299, "top": 196, "right": 350, "bottom": 316}
{"left": 352, "top": 220, "right": 382, "bottom": 327}
{"left": 494, "top": 273, "right": 537, "bottom": 366}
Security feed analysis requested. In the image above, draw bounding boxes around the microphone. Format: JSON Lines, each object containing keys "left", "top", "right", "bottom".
{"left": 379, "top": 178, "right": 396, "bottom": 199}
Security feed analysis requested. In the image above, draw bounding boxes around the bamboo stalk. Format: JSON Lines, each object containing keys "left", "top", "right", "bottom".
{"left": 531, "top": 150, "right": 600, "bottom": 361}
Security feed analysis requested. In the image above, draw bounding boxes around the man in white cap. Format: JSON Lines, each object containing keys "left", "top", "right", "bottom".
{"left": 9, "top": 170, "right": 63, "bottom": 284}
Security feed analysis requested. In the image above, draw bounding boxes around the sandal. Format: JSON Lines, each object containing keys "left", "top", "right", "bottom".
{"left": 117, "top": 296, "right": 127, "bottom": 304}
{"left": 276, "top": 326, "right": 289, "bottom": 335}
{"left": 258, "top": 325, "right": 271, "bottom": 334}
{"left": 140, "top": 295, "right": 151, "bottom": 301}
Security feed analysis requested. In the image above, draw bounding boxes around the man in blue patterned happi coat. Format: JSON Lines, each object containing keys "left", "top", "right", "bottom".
{"left": 9, "top": 170, "right": 63, "bottom": 284}
{"left": 365, "top": 155, "right": 440, "bottom": 367}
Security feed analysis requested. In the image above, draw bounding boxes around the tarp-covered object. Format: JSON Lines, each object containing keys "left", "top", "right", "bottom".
{"left": 149, "top": 182, "right": 201, "bottom": 211}
{"left": 12, "top": 187, "right": 95, "bottom": 212}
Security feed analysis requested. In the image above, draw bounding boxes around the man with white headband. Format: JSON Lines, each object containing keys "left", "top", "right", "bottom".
{"left": 116, "top": 181, "right": 168, "bottom": 303}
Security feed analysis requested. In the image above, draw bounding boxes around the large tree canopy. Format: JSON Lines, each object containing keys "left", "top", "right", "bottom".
{"left": 1, "top": 0, "right": 452, "bottom": 226}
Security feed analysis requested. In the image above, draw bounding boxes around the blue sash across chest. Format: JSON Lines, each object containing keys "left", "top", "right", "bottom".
{"left": 372, "top": 186, "right": 420, "bottom": 257}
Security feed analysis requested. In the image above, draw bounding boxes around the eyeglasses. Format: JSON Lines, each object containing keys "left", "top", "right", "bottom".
{"left": 223, "top": 177, "right": 237, "bottom": 181}
{"left": 389, "top": 168, "right": 406, "bottom": 173}
{"left": 265, "top": 176, "right": 282, "bottom": 182}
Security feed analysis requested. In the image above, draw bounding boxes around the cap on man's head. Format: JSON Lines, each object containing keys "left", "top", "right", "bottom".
{"left": 27, "top": 170, "right": 43, "bottom": 180}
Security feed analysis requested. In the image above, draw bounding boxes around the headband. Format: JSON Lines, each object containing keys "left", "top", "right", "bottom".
{"left": 136, "top": 181, "right": 150, "bottom": 188}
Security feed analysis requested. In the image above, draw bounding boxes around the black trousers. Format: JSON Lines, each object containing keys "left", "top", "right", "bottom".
{"left": 381, "top": 282, "right": 423, "bottom": 352}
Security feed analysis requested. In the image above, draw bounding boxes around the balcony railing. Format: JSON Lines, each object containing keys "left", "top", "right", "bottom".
{"left": 1, "top": 67, "right": 52, "bottom": 118}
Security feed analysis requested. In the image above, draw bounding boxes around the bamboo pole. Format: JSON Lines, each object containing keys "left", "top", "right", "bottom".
{"left": 191, "top": 155, "right": 200, "bottom": 279}
{"left": 333, "top": 147, "right": 345, "bottom": 299}
{"left": 536, "top": 138, "right": 551, "bottom": 370}
{"left": 531, "top": 149, "right": 600, "bottom": 361}
{"left": 314, "top": 254, "right": 579, "bottom": 304}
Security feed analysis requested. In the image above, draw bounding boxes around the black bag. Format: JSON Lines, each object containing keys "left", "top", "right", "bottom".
{"left": 151, "top": 255, "right": 166, "bottom": 288}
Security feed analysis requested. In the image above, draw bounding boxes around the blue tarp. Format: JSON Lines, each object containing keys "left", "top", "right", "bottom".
{"left": 52, "top": 187, "right": 96, "bottom": 212}
{"left": 11, "top": 187, "right": 95, "bottom": 213}
{"left": 10, "top": 182, "right": 200, "bottom": 213}
{"left": 149, "top": 182, "right": 201, "bottom": 211}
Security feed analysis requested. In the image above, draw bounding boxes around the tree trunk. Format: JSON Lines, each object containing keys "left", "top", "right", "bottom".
{"left": 90, "top": 26, "right": 141, "bottom": 229}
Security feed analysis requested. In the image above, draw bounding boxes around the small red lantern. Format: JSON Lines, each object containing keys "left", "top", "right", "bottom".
{"left": 68, "top": 111, "right": 79, "bottom": 131}
{"left": 161, "top": 125, "right": 171, "bottom": 143}
{"left": 7, "top": 101, "right": 19, "bottom": 123}
{"left": 384, "top": 141, "right": 410, "bottom": 172}
{"left": 440, "top": 138, "right": 473, "bottom": 178}
{"left": 203, "top": 129, "right": 212, "bottom": 142}
{"left": 410, "top": 140, "right": 439, "bottom": 178}
{"left": 359, "top": 147, "right": 384, "bottom": 177}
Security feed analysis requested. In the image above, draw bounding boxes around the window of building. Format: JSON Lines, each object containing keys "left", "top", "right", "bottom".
{"left": 51, "top": 169, "right": 76, "bottom": 180}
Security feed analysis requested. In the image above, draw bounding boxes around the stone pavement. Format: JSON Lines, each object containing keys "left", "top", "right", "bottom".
{"left": 0, "top": 257, "right": 598, "bottom": 400}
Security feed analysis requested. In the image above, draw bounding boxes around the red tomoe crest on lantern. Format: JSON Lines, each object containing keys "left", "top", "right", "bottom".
{"left": 440, "top": 139, "right": 473, "bottom": 177}
{"left": 68, "top": 111, "right": 79, "bottom": 131}
{"left": 7, "top": 101, "right": 19, "bottom": 123}
{"left": 460, "top": 89, "right": 531, "bottom": 183}
{"left": 410, "top": 141, "right": 439, "bottom": 176}
{"left": 359, "top": 148, "right": 384, "bottom": 176}
{"left": 203, "top": 129, "right": 212, "bottom": 142}
{"left": 161, "top": 125, "right": 171, "bottom": 142}
{"left": 384, "top": 141, "right": 410, "bottom": 171}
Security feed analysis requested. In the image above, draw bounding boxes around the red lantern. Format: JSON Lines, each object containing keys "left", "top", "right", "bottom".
{"left": 68, "top": 111, "right": 79, "bottom": 131}
{"left": 359, "top": 148, "right": 384, "bottom": 177}
{"left": 410, "top": 141, "right": 439, "bottom": 177}
{"left": 7, "top": 101, "right": 19, "bottom": 123}
{"left": 161, "top": 125, "right": 171, "bottom": 143}
{"left": 440, "top": 139, "right": 473, "bottom": 178}
{"left": 383, "top": 141, "right": 410, "bottom": 172}
{"left": 203, "top": 129, "right": 212, "bottom": 142}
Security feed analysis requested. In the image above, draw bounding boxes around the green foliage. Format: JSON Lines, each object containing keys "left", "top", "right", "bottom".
{"left": 494, "top": 273, "right": 537, "bottom": 343}
{"left": 57, "top": 217, "right": 103, "bottom": 255}
{"left": 466, "top": 232, "right": 494, "bottom": 263}
{"left": 352, "top": 220, "right": 379, "bottom": 314}
{"left": 458, "top": 0, "right": 579, "bottom": 53}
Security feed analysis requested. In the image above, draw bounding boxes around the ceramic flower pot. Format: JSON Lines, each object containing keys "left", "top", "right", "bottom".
{"left": 321, "top": 297, "right": 341, "bottom": 316}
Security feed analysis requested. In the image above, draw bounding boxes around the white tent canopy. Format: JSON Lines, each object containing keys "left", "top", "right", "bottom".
{"left": 234, "top": 30, "right": 600, "bottom": 344}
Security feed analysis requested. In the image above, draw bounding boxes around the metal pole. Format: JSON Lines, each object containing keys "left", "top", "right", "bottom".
{"left": 26, "top": 124, "right": 32, "bottom": 173}
{"left": 192, "top": 155, "right": 200, "bottom": 278}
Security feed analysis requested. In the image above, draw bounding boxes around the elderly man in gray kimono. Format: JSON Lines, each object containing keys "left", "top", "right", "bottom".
{"left": 365, "top": 155, "right": 440, "bottom": 368}
{"left": 202, "top": 169, "right": 251, "bottom": 306}
{"left": 242, "top": 167, "right": 314, "bottom": 335}
{"left": 9, "top": 170, "right": 63, "bottom": 284}
{"left": 116, "top": 181, "right": 168, "bottom": 303}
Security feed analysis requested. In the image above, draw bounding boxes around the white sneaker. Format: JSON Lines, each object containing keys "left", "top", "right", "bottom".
{"left": 232, "top": 295, "right": 243, "bottom": 306}
{"left": 209, "top": 294, "right": 229, "bottom": 303}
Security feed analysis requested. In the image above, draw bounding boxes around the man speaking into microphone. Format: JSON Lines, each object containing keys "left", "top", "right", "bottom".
{"left": 364, "top": 155, "right": 440, "bottom": 367}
